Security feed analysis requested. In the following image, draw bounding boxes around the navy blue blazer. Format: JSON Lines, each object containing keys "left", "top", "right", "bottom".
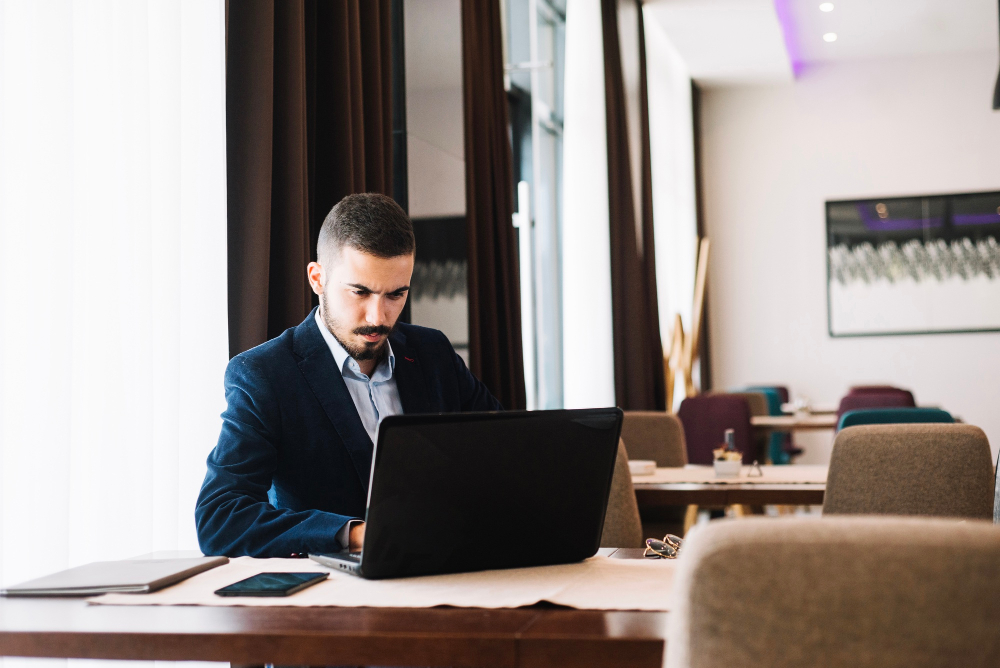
{"left": 195, "top": 308, "right": 502, "bottom": 557}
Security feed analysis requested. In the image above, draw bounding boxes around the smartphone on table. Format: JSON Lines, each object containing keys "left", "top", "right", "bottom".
{"left": 214, "top": 572, "right": 328, "bottom": 597}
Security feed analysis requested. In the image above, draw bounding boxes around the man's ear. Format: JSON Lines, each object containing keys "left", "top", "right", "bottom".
{"left": 306, "top": 261, "right": 324, "bottom": 295}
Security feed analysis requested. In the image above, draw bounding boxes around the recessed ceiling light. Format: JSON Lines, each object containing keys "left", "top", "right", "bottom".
{"left": 823, "top": 32, "right": 838, "bottom": 42}
{"left": 819, "top": 2, "right": 834, "bottom": 11}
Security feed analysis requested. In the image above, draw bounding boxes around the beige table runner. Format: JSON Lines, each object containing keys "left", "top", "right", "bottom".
{"left": 632, "top": 464, "right": 828, "bottom": 485}
{"left": 90, "top": 555, "right": 676, "bottom": 611}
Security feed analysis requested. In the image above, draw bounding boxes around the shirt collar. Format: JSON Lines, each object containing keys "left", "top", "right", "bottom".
{"left": 314, "top": 309, "right": 395, "bottom": 381}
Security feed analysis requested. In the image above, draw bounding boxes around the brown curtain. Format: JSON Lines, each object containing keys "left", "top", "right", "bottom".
{"left": 226, "top": 0, "right": 393, "bottom": 357}
{"left": 460, "top": 0, "right": 526, "bottom": 410}
{"left": 601, "top": 0, "right": 666, "bottom": 410}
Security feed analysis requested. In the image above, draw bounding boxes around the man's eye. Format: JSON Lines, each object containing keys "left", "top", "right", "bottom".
{"left": 353, "top": 290, "right": 369, "bottom": 297}
{"left": 387, "top": 292, "right": 406, "bottom": 300}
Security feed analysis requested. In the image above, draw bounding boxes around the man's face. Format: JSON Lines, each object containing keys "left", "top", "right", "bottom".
{"left": 307, "top": 246, "right": 414, "bottom": 362}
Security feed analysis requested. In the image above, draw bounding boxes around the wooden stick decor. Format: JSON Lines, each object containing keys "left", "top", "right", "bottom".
{"left": 683, "top": 238, "right": 710, "bottom": 398}
{"left": 663, "top": 238, "right": 710, "bottom": 412}
{"left": 664, "top": 313, "right": 685, "bottom": 412}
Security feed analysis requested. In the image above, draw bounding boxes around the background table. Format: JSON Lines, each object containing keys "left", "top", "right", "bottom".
{"left": 0, "top": 596, "right": 668, "bottom": 668}
{"left": 751, "top": 414, "right": 838, "bottom": 432}
{"left": 633, "top": 465, "right": 827, "bottom": 507}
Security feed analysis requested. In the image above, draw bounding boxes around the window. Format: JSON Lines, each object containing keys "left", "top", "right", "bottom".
{"left": 505, "top": 0, "right": 566, "bottom": 409}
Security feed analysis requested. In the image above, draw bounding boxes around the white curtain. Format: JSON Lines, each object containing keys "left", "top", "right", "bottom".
{"left": 643, "top": 10, "right": 699, "bottom": 407}
{"left": 0, "top": 0, "right": 228, "bottom": 637}
{"left": 561, "top": 0, "right": 615, "bottom": 409}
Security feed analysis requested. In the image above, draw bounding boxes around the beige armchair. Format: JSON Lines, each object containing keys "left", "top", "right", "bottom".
{"left": 599, "top": 438, "right": 643, "bottom": 548}
{"left": 620, "top": 411, "right": 688, "bottom": 466}
{"left": 667, "top": 516, "right": 1000, "bottom": 668}
{"left": 621, "top": 411, "right": 690, "bottom": 538}
{"left": 824, "top": 423, "right": 993, "bottom": 519}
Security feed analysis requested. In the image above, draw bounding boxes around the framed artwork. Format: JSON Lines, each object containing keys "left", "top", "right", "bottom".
{"left": 409, "top": 216, "right": 469, "bottom": 357}
{"left": 826, "top": 190, "right": 1000, "bottom": 337}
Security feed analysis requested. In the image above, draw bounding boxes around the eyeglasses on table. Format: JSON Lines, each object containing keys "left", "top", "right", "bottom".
{"left": 643, "top": 533, "right": 684, "bottom": 559}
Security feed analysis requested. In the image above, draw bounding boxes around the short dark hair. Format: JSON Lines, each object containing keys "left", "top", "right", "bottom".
{"left": 317, "top": 193, "right": 415, "bottom": 262}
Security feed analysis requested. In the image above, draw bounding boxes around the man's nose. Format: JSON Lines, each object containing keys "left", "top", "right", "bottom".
{"left": 365, "top": 296, "right": 386, "bottom": 325}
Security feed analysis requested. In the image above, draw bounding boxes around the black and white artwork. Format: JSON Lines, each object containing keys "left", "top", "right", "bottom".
{"left": 409, "top": 216, "right": 470, "bottom": 360}
{"left": 826, "top": 191, "right": 1000, "bottom": 337}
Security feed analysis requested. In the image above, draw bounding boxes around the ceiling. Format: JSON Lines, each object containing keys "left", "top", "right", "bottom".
{"left": 644, "top": 0, "right": 999, "bottom": 87}
{"left": 644, "top": 0, "right": 795, "bottom": 86}
{"left": 786, "top": 0, "right": 997, "bottom": 65}
{"left": 402, "top": 0, "right": 999, "bottom": 90}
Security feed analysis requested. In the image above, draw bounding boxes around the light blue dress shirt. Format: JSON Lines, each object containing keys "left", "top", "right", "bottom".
{"left": 315, "top": 311, "right": 404, "bottom": 548}
{"left": 314, "top": 310, "right": 404, "bottom": 445}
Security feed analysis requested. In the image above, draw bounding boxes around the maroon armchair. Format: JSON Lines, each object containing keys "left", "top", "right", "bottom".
{"left": 677, "top": 394, "right": 755, "bottom": 465}
{"left": 837, "top": 390, "right": 916, "bottom": 423}
{"left": 849, "top": 385, "right": 916, "bottom": 403}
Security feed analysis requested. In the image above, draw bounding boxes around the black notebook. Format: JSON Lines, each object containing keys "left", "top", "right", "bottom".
{"left": 1, "top": 556, "right": 229, "bottom": 597}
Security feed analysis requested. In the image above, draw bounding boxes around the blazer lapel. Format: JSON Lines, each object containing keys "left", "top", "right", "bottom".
{"left": 390, "top": 329, "right": 432, "bottom": 414}
{"left": 293, "top": 309, "right": 375, "bottom": 489}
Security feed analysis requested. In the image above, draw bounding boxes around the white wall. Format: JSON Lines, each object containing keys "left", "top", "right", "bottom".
{"left": 406, "top": 86, "right": 466, "bottom": 218}
{"left": 403, "top": 0, "right": 468, "bottom": 352}
{"left": 404, "top": 0, "right": 465, "bottom": 219}
{"left": 700, "top": 51, "right": 1000, "bottom": 463}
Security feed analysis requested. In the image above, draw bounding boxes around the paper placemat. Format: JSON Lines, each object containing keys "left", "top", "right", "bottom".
{"left": 90, "top": 555, "right": 676, "bottom": 611}
{"left": 632, "top": 464, "right": 828, "bottom": 485}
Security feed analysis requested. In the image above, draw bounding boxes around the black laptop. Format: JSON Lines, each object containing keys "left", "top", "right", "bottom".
{"left": 310, "top": 407, "right": 623, "bottom": 579}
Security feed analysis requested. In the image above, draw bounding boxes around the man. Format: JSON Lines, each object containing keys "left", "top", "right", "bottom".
{"left": 196, "top": 193, "right": 501, "bottom": 557}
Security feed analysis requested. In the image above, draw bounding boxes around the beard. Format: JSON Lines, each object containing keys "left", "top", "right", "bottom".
{"left": 320, "top": 293, "right": 396, "bottom": 363}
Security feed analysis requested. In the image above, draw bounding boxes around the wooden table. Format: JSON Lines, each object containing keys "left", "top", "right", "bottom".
{"left": 751, "top": 414, "right": 838, "bottom": 432}
{"left": 633, "top": 466, "right": 827, "bottom": 507}
{"left": 0, "top": 596, "right": 669, "bottom": 668}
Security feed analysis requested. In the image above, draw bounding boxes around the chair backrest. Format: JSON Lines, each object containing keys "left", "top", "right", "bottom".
{"left": 620, "top": 411, "right": 687, "bottom": 467}
{"left": 600, "top": 438, "right": 643, "bottom": 548}
{"left": 666, "top": 516, "right": 1000, "bottom": 668}
{"left": 677, "top": 394, "right": 753, "bottom": 465}
{"left": 837, "top": 407, "right": 953, "bottom": 431}
{"left": 745, "top": 384, "right": 791, "bottom": 405}
{"left": 823, "top": 424, "right": 993, "bottom": 519}
{"left": 727, "top": 393, "right": 771, "bottom": 463}
{"left": 739, "top": 386, "right": 791, "bottom": 463}
{"left": 740, "top": 386, "right": 783, "bottom": 415}
{"left": 850, "top": 384, "right": 913, "bottom": 397}
{"left": 727, "top": 391, "right": 769, "bottom": 418}
{"left": 836, "top": 389, "right": 915, "bottom": 421}
{"left": 770, "top": 385, "right": 790, "bottom": 404}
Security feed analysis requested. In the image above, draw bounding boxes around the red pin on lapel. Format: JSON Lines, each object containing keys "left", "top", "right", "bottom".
{"left": 404, "top": 356, "right": 415, "bottom": 362}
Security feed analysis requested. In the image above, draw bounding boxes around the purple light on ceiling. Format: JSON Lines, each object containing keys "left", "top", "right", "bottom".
{"left": 773, "top": 0, "right": 803, "bottom": 77}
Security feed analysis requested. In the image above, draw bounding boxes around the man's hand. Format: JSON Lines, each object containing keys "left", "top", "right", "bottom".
{"left": 349, "top": 522, "right": 366, "bottom": 552}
